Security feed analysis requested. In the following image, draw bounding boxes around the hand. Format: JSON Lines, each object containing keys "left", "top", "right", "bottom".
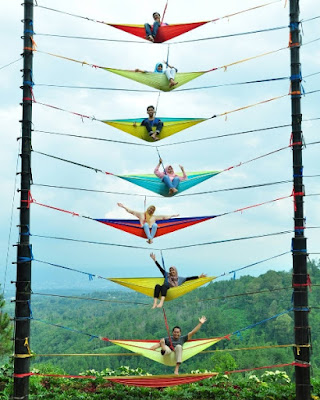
{"left": 150, "top": 252, "right": 156, "bottom": 261}
{"left": 159, "top": 158, "right": 162, "bottom": 164}
{"left": 199, "top": 316, "right": 207, "bottom": 324}
{"left": 117, "top": 203, "right": 124, "bottom": 208}
{"left": 133, "top": 122, "right": 137, "bottom": 127}
{"left": 179, "top": 165, "right": 184, "bottom": 170}
{"left": 199, "top": 273, "right": 207, "bottom": 278}
{"left": 172, "top": 214, "right": 180, "bottom": 218}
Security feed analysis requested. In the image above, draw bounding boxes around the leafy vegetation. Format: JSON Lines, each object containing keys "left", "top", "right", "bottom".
{"left": 1, "top": 260, "right": 319, "bottom": 398}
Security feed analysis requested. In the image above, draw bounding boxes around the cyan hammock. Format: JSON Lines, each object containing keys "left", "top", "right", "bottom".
{"left": 102, "top": 117, "right": 208, "bottom": 142}
{"left": 110, "top": 171, "right": 221, "bottom": 196}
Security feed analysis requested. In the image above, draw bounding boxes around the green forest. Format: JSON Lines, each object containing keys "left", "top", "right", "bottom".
{"left": 1, "top": 260, "right": 320, "bottom": 398}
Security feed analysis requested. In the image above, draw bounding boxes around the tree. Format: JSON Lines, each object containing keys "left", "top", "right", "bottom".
{"left": 0, "top": 286, "right": 12, "bottom": 356}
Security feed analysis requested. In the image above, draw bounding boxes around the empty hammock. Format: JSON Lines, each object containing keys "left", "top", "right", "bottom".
{"left": 105, "top": 21, "right": 209, "bottom": 43}
{"left": 102, "top": 68, "right": 207, "bottom": 91}
{"left": 107, "top": 372, "right": 217, "bottom": 387}
{"left": 102, "top": 117, "right": 208, "bottom": 142}
{"left": 95, "top": 215, "right": 217, "bottom": 238}
{"left": 108, "top": 171, "right": 221, "bottom": 196}
{"left": 107, "top": 337, "right": 223, "bottom": 366}
{"left": 108, "top": 276, "right": 215, "bottom": 301}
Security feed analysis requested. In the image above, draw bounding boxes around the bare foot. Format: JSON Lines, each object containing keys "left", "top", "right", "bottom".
{"left": 152, "top": 304, "right": 157, "bottom": 309}
{"left": 147, "top": 35, "right": 154, "bottom": 42}
{"left": 147, "top": 239, "right": 153, "bottom": 244}
{"left": 174, "top": 369, "right": 179, "bottom": 375}
{"left": 171, "top": 188, "right": 178, "bottom": 194}
{"left": 169, "top": 188, "right": 174, "bottom": 195}
{"left": 150, "top": 132, "right": 159, "bottom": 141}
{"left": 157, "top": 303, "right": 164, "bottom": 308}
{"left": 169, "top": 81, "right": 178, "bottom": 88}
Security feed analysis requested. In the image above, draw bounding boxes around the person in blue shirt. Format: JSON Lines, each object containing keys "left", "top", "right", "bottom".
{"left": 141, "top": 105, "right": 163, "bottom": 141}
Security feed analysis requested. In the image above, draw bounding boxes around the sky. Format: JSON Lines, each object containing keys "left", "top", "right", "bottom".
{"left": 1, "top": 0, "right": 320, "bottom": 297}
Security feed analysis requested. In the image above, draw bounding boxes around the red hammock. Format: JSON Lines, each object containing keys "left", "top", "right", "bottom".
{"left": 107, "top": 373, "right": 216, "bottom": 387}
{"left": 107, "top": 22, "right": 208, "bottom": 43}
{"left": 95, "top": 215, "right": 217, "bottom": 238}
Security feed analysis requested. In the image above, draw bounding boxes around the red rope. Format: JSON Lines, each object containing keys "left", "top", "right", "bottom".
{"left": 25, "top": 194, "right": 80, "bottom": 217}
{"left": 293, "top": 275, "right": 312, "bottom": 291}
{"left": 162, "top": 308, "right": 174, "bottom": 350}
{"left": 225, "top": 361, "right": 309, "bottom": 375}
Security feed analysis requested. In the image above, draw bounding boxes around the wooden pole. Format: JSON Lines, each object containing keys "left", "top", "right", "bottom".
{"left": 289, "top": 1, "right": 311, "bottom": 398}
{"left": 13, "top": 1, "right": 34, "bottom": 399}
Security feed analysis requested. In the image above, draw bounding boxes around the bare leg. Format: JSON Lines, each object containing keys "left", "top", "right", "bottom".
{"left": 174, "top": 363, "right": 181, "bottom": 375}
{"left": 152, "top": 298, "right": 158, "bottom": 309}
{"left": 160, "top": 338, "right": 166, "bottom": 353}
{"left": 156, "top": 296, "right": 165, "bottom": 308}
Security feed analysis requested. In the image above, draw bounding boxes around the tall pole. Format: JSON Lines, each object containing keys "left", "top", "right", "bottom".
{"left": 290, "top": 1, "right": 311, "bottom": 399}
{"left": 13, "top": 1, "right": 34, "bottom": 399}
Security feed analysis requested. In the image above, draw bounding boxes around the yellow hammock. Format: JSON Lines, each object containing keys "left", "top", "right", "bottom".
{"left": 109, "top": 337, "right": 223, "bottom": 366}
{"left": 102, "top": 68, "right": 206, "bottom": 91}
{"left": 108, "top": 276, "right": 215, "bottom": 301}
{"left": 102, "top": 117, "right": 208, "bottom": 142}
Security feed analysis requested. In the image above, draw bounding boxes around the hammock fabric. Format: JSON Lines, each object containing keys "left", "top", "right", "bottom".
{"left": 108, "top": 276, "right": 215, "bottom": 301}
{"left": 95, "top": 215, "right": 217, "bottom": 238}
{"left": 113, "top": 171, "right": 221, "bottom": 196}
{"left": 108, "top": 337, "right": 223, "bottom": 366}
{"left": 102, "top": 117, "right": 207, "bottom": 142}
{"left": 105, "top": 22, "right": 209, "bottom": 43}
{"left": 107, "top": 372, "right": 217, "bottom": 387}
{"left": 102, "top": 68, "right": 206, "bottom": 91}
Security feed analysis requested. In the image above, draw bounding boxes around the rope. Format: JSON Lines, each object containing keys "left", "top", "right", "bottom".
{"left": 162, "top": 308, "right": 174, "bottom": 350}
{"left": 31, "top": 229, "right": 295, "bottom": 251}
{"left": 3, "top": 150, "right": 20, "bottom": 295}
{"left": 0, "top": 57, "right": 22, "bottom": 71}
{"left": 32, "top": 178, "right": 294, "bottom": 198}
{"left": 33, "top": 117, "right": 320, "bottom": 148}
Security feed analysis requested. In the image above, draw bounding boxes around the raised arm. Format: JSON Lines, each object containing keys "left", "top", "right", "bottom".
{"left": 150, "top": 253, "right": 166, "bottom": 276}
{"left": 179, "top": 165, "right": 187, "bottom": 181}
{"left": 154, "top": 158, "right": 164, "bottom": 178}
{"left": 187, "top": 316, "right": 207, "bottom": 340}
{"left": 117, "top": 203, "right": 140, "bottom": 218}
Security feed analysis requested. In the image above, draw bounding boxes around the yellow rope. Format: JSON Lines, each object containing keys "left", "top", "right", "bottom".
{"left": 16, "top": 343, "right": 310, "bottom": 358}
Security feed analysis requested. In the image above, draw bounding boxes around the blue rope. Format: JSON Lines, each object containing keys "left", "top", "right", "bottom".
{"left": 232, "top": 308, "right": 293, "bottom": 336}
{"left": 34, "top": 259, "right": 97, "bottom": 281}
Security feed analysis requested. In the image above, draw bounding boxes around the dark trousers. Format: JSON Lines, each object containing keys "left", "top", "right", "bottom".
{"left": 154, "top": 283, "right": 170, "bottom": 298}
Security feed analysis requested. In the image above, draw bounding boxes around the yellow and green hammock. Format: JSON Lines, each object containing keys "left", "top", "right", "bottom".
{"left": 108, "top": 337, "right": 223, "bottom": 366}
{"left": 108, "top": 276, "right": 215, "bottom": 301}
{"left": 102, "top": 117, "right": 209, "bottom": 142}
{"left": 102, "top": 68, "right": 208, "bottom": 91}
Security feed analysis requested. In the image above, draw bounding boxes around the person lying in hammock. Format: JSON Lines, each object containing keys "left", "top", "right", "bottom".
{"left": 150, "top": 253, "right": 207, "bottom": 308}
{"left": 117, "top": 203, "right": 179, "bottom": 244}
{"left": 135, "top": 62, "right": 178, "bottom": 88}
{"left": 150, "top": 316, "right": 207, "bottom": 375}
{"left": 144, "top": 12, "right": 167, "bottom": 42}
{"left": 154, "top": 159, "right": 187, "bottom": 194}
{"left": 140, "top": 105, "right": 163, "bottom": 141}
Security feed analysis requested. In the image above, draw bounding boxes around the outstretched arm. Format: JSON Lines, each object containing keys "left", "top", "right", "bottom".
{"left": 134, "top": 68, "right": 149, "bottom": 73}
{"left": 187, "top": 316, "right": 207, "bottom": 340}
{"left": 150, "top": 342, "right": 161, "bottom": 350}
{"left": 155, "top": 213, "right": 180, "bottom": 221}
{"left": 117, "top": 203, "right": 140, "bottom": 218}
